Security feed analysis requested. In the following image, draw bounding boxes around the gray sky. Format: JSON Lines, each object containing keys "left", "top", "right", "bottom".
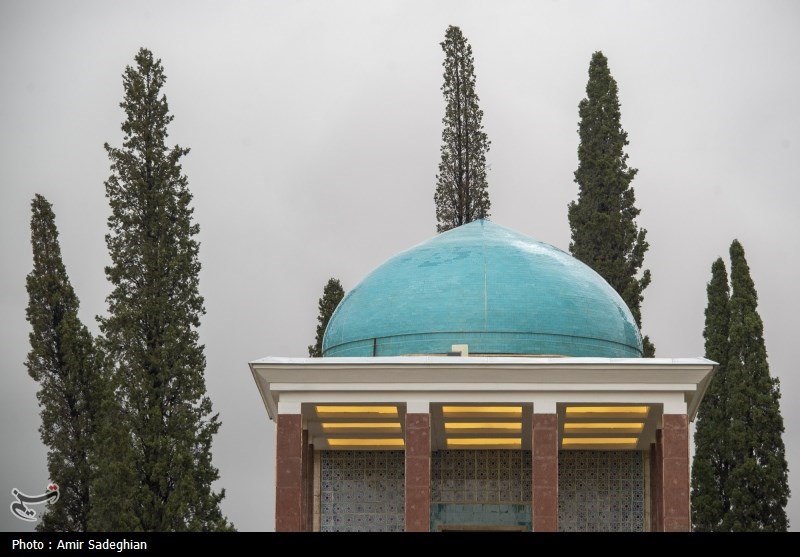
{"left": 1, "top": 0, "right": 798, "bottom": 532}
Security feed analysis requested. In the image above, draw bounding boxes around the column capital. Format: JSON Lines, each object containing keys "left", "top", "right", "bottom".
{"left": 406, "top": 401, "right": 430, "bottom": 414}
{"left": 277, "top": 400, "right": 302, "bottom": 414}
{"left": 663, "top": 400, "right": 688, "bottom": 415}
{"left": 533, "top": 401, "right": 557, "bottom": 414}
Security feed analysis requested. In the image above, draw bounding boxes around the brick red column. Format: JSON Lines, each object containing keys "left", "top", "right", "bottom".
{"left": 301, "top": 429, "right": 314, "bottom": 532}
{"left": 650, "top": 436, "right": 663, "bottom": 531}
{"left": 662, "top": 414, "right": 690, "bottom": 532}
{"left": 276, "top": 414, "right": 306, "bottom": 531}
{"left": 405, "top": 413, "right": 431, "bottom": 532}
{"left": 532, "top": 413, "right": 558, "bottom": 532}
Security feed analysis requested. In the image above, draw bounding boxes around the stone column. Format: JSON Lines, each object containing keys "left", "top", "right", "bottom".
{"left": 532, "top": 413, "right": 558, "bottom": 532}
{"left": 661, "top": 414, "right": 690, "bottom": 532}
{"left": 276, "top": 413, "right": 307, "bottom": 531}
{"left": 650, "top": 438, "right": 662, "bottom": 531}
{"left": 301, "top": 429, "right": 314, "bottom": 532}
{"left": 405, "top": 412, "right": 431, "bottom": 532}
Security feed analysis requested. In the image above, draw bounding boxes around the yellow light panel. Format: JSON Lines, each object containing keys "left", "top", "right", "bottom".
{"left": 321, "top": 422, "right": 401, "bottom": 431}
{"left": 327, "top": 438, "right": 405, "bottom": 447}
{"left": 315, "top": 406, "right": 398, "bottom": 416}
{"left": 442, "top": 406, "right": 523, "bottom": 416}
{"left": 446, "top": 438, "right": 522, "bottom": 448}
{"left": 565, "top": 406, "right": 649, "bottom": 416}
{"left": 445, "top": 422, "right": 522, "bottom": 432}
{"left": 564, "top": 422, "right": 644, "bottom": 433}
{"left": 561, "top": 437, "right": 638, "bottom": 446}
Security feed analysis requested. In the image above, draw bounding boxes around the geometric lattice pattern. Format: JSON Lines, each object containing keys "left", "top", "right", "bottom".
{"left": 432, "top": 450, "right": 532, "bottom": 503}
{"left": 319, "top": 450, "right": 405, "bottom": 532}
{"left": 431, "top": 450, "right": 532, "bottom": 531}
{"left": 558, "top": 450, "right": 645, "bottom": 532}
{"left": 320, "top": 449, "right": 644, "bottom": 531}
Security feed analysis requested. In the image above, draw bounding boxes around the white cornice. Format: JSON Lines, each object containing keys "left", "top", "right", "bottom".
{"left": 249, "top": 356, "right": 716, "bottom": 423}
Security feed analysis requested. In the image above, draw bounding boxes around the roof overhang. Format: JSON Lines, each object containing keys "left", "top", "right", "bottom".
{"left": 249, "top": 356, "right": 717, "bottom": 424}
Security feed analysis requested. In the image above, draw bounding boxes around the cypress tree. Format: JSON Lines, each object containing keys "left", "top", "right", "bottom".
{"left": 308, "top": 278, "right": 345, "bottom": 357}
{"left": 98, "top": 48, "right": 232, "bottom": 531}
{"left": 722, "top": 240, "right": 789, "bottom": 531}
{"left": 25, "top": 194, "right": 101, "bottom": 531}
{"left": 691, "top": 242, "right": 789, "bottom": 531}
{"left": 87, "top": 375, "right": 142, "bottom": 531}
{"left": 568, "top": 51, "right": 654, "bottom": 356}
{"left": 691, "top": 258, "right": 731, "bottom": 530}
{"left": 434, "top": 25, "right": 491, "bottom": 233}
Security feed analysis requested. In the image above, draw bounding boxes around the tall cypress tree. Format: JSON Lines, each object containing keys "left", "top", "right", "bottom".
{"left": 691, "top": 242, "right": 789, "bottom": 531}
{"left": 434, "top": 25, "right": 491, "bottom": 233}
{"left": 98, "top": 48, "right": 232, "bottom": 531}
{"left": 722, "top": 240, "right": 789, "bottom": 531}
{"left": 568, "top": 51, "right": 654, "bottom": 356}
{"left": 691, "top": 258, "right": 731, "bottom": 530}
{"left": 87, "top": 373, "right": 141, "bottom": 531}
{"left": 25, "top": 194, "right": 101, "bottom": 532}
{"left": 308, "top": 278, "right": 345, "bottom": 357}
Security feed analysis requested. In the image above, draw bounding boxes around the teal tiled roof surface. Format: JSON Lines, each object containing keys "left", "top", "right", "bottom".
{"left": 322, "top": 220, "right": 643, "bottom": 358}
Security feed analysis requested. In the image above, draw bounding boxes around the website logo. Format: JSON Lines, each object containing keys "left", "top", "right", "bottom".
{"left": 10, "top": 483, "right": 59, "bottom": 522}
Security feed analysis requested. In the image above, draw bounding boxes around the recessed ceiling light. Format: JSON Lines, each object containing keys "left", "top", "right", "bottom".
{"left": 327, "top": 438, "right": 405, "bottom": 447}
{"left": 565, "top": 406, "right": 649, "bottom": 417}
{"left": 321, "top": 422, "right": 401, "bottom": 431}
{"left": 445, "top": 422, "right": 522, "bottom": 432}
{"left": 563, "top": 423, "right": 644, "bottom": 433}
{"left": 561, "top": 437, "right": 638, "bottom": 446}
{"left": 443, "top": 406, "right": 522, "bottom": 416}
{"left": 315, "top": 405, "right": 398, "bottom": 416}
{"left": 446, "top": 438, "right": 522, "bottom": 448}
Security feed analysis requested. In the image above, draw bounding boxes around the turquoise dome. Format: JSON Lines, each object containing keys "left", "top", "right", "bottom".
{"left": 322, "top": 220, "right": 643, "bottom": 358}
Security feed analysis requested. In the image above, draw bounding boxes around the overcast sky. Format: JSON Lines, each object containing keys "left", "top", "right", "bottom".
{"left": 1, "top": 0, "right": 798, "bottom": 532}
